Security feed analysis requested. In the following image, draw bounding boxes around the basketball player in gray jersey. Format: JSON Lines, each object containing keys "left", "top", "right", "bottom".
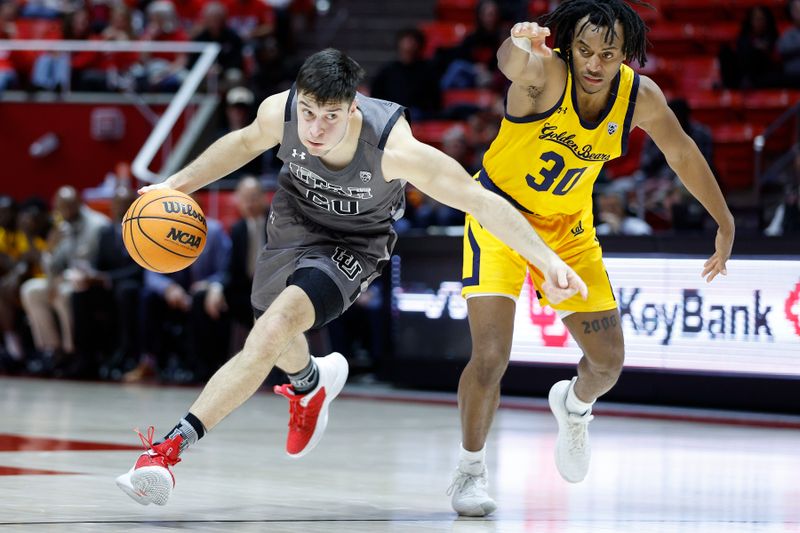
{"left": 116, "top": 48, "right": 588, "bottom": 507}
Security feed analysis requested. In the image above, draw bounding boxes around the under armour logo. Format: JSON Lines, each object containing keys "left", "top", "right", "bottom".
{"left": 570, "top": 221, "right": 584, "bottom": 237}
{"left": 292, "top": 148, "right": 306, "bottom": 160}
{"left": 607, "top": 122, "right": 618, "bottom": 135}
{"left": 359, "top": 171, "right": 372, "bottom": 183}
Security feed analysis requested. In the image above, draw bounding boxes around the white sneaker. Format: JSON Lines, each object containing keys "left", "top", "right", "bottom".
{"left": 115, "top": 427, "right": 181, "bottom": 506}
{"left": 273, "top": 352, "right": 349, "bottom": 458}
{"left": 548, "top": 379, "right": 593, "bottom": 483}
{"left": 447, "top": 466, "right": 497, "bottom": 517}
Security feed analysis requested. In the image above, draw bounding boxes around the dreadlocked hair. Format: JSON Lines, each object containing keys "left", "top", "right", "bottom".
{"left": 540, "top": 0, "right": 652, "bottom": 67}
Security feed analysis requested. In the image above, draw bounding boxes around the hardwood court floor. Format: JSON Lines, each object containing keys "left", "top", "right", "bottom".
{"left": 0, "top": 377, "right": 798, "bottom": 532}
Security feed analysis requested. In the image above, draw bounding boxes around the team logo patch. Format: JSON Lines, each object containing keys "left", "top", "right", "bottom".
{"left": 359, "top": 171, "right": 372, "bottom": 183}
{"left": 607, "top": 122, "right": 618, "bottom": 135}
{"left": 332, "top": 247, "right": 363, "bottom": 281}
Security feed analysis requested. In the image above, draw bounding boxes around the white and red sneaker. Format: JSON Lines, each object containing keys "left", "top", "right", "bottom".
{"left": 115, "top": 427, "right": 182, "bottom": 506}
{"left": 274, "top": 352, "right": 348, "bottom": 458}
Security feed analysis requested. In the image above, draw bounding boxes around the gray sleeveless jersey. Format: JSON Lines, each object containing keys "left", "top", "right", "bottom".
{"left": 274, "top": 87, "right": 407, "bottom": 235}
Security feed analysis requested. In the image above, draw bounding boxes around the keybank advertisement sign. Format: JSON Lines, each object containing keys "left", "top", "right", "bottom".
{"left": 393, "top": 257, "right": 800, "bottom": 376}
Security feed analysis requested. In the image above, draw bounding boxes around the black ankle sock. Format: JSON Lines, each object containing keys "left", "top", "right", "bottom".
{"left": 164, "top": 412, "right": 206, "bottom": 453}
{"left": 287, "top": 359, "right": 319, "bottom": 394}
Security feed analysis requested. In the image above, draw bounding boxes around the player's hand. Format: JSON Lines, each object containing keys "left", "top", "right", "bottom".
{"left": 138, "top": 180, "right": 174, "bottom": 196}
{"left": 541, "top": 259, "right": 589, "bottom": 305}
{"left": 702, "top": 224, "right": 734, "bottom": 282}
{"left": 510, "top": 22, "right": 552, "bottom": 57}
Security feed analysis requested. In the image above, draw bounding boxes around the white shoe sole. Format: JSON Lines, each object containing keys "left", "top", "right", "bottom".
{"left": 288, "top": 352, "right": 349, "bottom": 459}
{"left": 115, "top": 466, "right": 173, "bottom": 506}
{"left": 453, "top": 499, "right": 498, "bottom": 517}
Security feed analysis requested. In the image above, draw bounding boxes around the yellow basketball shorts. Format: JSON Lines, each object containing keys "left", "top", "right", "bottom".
{"left": 461, "top": 210, "right": 617, "bottom": 314}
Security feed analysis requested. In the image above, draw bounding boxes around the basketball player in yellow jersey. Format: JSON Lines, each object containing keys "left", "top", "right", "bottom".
{"left": 448, "top": 0, "right": 735, "bottom": 517}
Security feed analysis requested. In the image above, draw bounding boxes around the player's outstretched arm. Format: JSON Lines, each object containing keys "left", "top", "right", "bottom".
{"left": 383, "top": 119, "right": 588, "bottom": 304}
{"left": 140, "top": 91, "right": 288, "bottom": 195}
{"left": 634, "top": 76, "right": 735, "bottom": 282}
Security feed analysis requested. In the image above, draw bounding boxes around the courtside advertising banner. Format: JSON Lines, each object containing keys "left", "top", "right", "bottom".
{"left": 392, "top": 257, "right": 800, "bottom": 376}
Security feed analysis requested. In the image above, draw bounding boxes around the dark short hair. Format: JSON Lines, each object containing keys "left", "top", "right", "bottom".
{"left": 541, "top": 0, "right": 651, "bottom": 67}
{"left": 295, "top": 48, "right": 365, "bottom": 106}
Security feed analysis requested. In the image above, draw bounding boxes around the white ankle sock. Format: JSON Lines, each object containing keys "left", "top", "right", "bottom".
{"left": 566, "top": 378, "right": 594, "bottom": 415}
{"left": 459, "top": 444, "right": 486, "bottom": 475}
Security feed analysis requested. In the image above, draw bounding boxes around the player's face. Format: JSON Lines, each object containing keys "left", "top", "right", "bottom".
{"left": 570, "top": 17, "right": 626, "bottom": 95}
{"left": 296, "top": 94, "right": 356, "bottom": 157}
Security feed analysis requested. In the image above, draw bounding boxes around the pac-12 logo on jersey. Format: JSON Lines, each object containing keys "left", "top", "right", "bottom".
{"left": 292, "top": 148, "right": 306, "bottom": 160}
{"left": 332, "top": 247, "right": 363, "bottom": 281}
{"left": 359, "top": 171, "right": 372, "bottom": 183}
{"left": 607, "top": 122, "right": 618, "bottom": 135}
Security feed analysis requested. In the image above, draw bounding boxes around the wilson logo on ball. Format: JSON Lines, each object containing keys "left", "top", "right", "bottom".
{"left": 162, "top": 201, "right": 207, "bottom": 225}
{"left": 166, "top": 227, "right": 203, "bottom": 248}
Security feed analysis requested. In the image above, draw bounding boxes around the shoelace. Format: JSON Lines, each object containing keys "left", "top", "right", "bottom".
{"left": 275, "top": 385, "right": 310, "bottom": 431}
{"left": 566, "top": 412, "right": 594, "bottom": 454}
{"left": 135, "top": 426, "right": 181, "bottom": 466}
{"left": 446, "top": 470, "right": 485, "bottom": 497}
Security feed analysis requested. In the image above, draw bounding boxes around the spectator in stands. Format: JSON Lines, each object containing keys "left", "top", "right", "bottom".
{"left": 719, "top": 5, "right": 782, "bottom": 89}
{"left": 209, "top": 176, "right": 269, "bottom": 347}
{"left": 99, "top": 4, "right": 139, "bottom": 89}
{"left": 371, "top": 28, "right": 441, "bottom": 121}
{"left": 440, "top": 0, "right": 508, "bottom": 90}
{"left": 218, "top": 86, "right": 264, "bottom": 178}
{"left": 441, "top": 123, "right": 479, "bottom": 175}
{"left": 222, "top": 0, "right": 274, "bottom": 41}
{"left": 31, "top": 7, "right": 102, "bottom": 91}
{"left": 124, "top": 210, "right": 231, "bottom": 383}
{"left": 191, "top": 1, "right": 243, "bottom": 78}
{"left": 0, "top": 198, "right": 49, "bottom": 371}
{"left": 249, "top": 33, "right": 296, "bottom": 101}
{"left": 19, "top": 186, "right": 109, "bottom": 375}
{"left": 640, "top": 99, "right": 714, "bottom": 181}
{"left": 778, "top": 0, "right": 800, "bottom": 86}
{"left": 19, "top": 0, "right": 68, "bottom": 20}
{"left": 765, "top": 152, "right": 800, "bottom": 235}
{"left": 138, "top": 0, "right": 189, "bottom": 91}
{"left": 595, "top": 191, "right": 652, "bottom": 236}
{"left": 70, "top": 185, "right": 143, "bottom": 379}
{"left": 0, "top": 1, "right": 18, "bottom": 91}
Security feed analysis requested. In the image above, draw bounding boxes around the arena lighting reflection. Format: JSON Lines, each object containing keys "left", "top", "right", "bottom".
{"left": 392, "top": 257, "right": 800, "bottom": 376}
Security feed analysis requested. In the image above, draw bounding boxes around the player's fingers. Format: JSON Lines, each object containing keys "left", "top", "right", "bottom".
{"left": 575, "top": 276, "right": 589, "bottom": 300}
{"left": 557, "top": 269, "right": 568, "bottom": 289}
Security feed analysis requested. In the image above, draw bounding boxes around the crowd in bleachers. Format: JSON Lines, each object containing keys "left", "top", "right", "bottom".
{"left": 2, "top": 0, "right": 800, "bottom": 382}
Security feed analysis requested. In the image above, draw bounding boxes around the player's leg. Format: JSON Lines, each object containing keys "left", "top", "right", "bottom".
{"left": 459, "top": 296, "right": 516, "bottom": 454}
{"left": 115, "top": 284, "right": 315, "bottom": 506}
{"left": 449, "top": 214, "right": 527, "bottom": 516}
{"left": 533, "top": 231, "right": 621, "bottom": 483}
{"left": 547, "top": 308, "right": 623, "bottom": 483}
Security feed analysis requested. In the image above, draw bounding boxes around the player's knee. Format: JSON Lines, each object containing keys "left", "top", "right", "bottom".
{"left": 287, "top": 268, "right": 344, "bottom": 329}
{"left": 469, "top": 348, "right": 511, "bottom": 386}
{"left": 587, "top": 346, "right": 625, "bottom": 376}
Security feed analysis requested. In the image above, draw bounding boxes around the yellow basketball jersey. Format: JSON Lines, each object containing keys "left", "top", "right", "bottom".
{"left": 479, "top": 57, "right": 640, "bottom": 217}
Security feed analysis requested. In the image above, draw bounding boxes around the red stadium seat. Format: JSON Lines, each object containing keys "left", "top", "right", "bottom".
{"left": 685, "top": 90, "right": 743, "bottom": 127}
{"left": 411, "top": 120, "right": 465, "bottom": 149}
{"left": 436, "top": 0, "right": 477, "bottom": 24}
{"left": 442, "top": 88, "right": 496, "bottom": 109}
{"left": 418, "top": 21, "right": 472, "bottom": 58}
{"left": 648, "top": 22, "right": 737, "bottom": 56}
{"left": 742, "top": 90, "right": 800, "bottom": 127}
{"left": 604, "top": 128, "right": 648, "bottom": 179}
{"left": 712, "top": 124, "right": 758, "bottom": 190}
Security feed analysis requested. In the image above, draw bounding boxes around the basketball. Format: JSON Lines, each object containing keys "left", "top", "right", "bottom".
{"left": 122, "top": 189, "right": 207, "bottom": 273}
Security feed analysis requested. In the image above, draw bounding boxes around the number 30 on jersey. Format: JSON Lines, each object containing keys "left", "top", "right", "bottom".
{"left": 526, "top": 151, "right": 586, "bottom": 196}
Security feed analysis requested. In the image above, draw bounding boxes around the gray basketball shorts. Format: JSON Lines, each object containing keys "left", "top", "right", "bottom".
{"left": 250, "top": 208, "right": 395, "bottom": 324}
